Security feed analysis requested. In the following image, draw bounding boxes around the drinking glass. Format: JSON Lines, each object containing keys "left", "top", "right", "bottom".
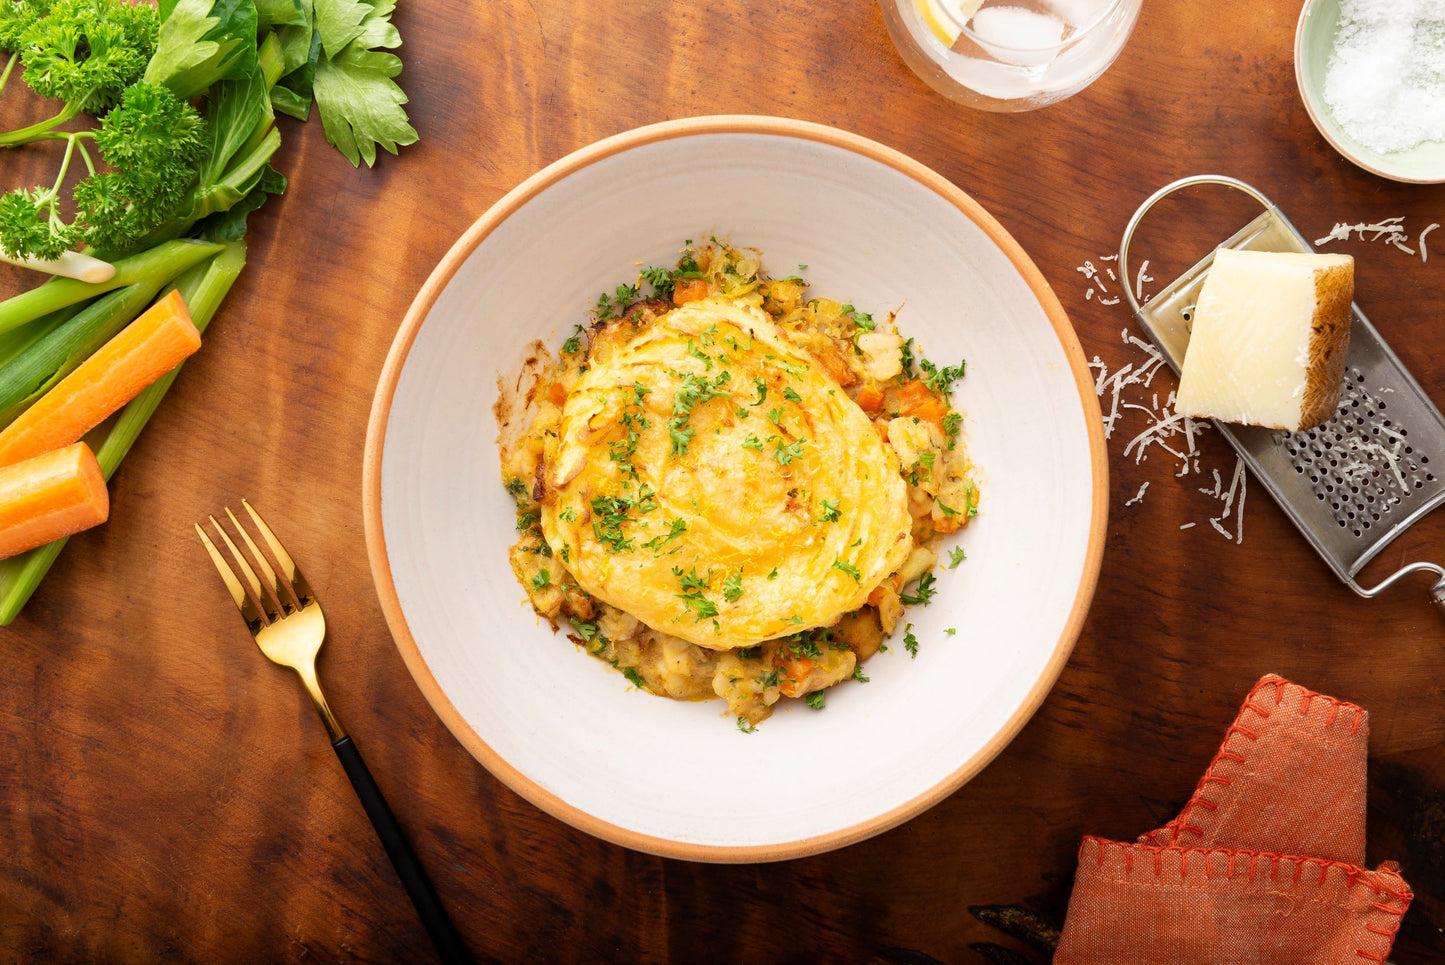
{"left": 881, "top": 0, "right": 1144, "bottom": 112}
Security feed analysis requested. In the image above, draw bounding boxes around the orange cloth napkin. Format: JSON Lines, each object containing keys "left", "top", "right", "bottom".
{"left": 1055, "top": 674, "right": 1412, "bottom": 964}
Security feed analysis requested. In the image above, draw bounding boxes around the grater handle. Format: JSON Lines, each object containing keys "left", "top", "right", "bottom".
{"left": 1118, "top": 175, "right": 1277, "bottom": 320}
{"left": 1351, "top": 562, "right": 1445, "bottom": 615}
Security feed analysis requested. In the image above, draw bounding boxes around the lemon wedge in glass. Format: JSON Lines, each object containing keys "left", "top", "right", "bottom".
{"left": 915, "top": 0, "right": 986, "bottom": 46}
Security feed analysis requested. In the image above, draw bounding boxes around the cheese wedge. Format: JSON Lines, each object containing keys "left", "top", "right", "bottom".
{"left": 1175, "top": 249, "right": 1354, "bottom": 432}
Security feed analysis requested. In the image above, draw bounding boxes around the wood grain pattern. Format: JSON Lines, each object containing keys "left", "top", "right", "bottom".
{"left": 2, "top": 1, "right": 1443, "bottom": 962}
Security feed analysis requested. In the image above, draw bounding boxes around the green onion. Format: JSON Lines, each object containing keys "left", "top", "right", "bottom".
{"left": 0, "top": 240, "right": 223, "bottom": 336}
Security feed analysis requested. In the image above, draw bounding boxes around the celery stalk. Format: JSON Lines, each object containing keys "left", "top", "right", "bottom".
{"left": 0, "top": 305, "right": 80, "bottom": 370}
{"left": 93, "top": 242, "right": 246, "bottom": 473}
{"left": 0, "top": 242, "right": 246, "bottom": 626}
{"left": 0, "top": 240, "right": 222, "bottom": 428}
{"left": 0, "top": 240, "right": 223, "bottom": 336}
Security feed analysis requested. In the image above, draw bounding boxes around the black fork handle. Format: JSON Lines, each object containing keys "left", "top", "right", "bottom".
{"left": 332, "top": 735, "right": 472, "bottom": 964}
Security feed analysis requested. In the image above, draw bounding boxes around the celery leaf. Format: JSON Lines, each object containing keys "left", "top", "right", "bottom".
{"left": 145, "top": 0, "right": 259, "bottom": 101}
{"left": 312, "top": 42, "right": 417, "bottom": 166}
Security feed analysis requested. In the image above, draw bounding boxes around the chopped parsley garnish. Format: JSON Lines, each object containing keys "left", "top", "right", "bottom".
{"left": 736, "top": 405, "right": 750, "bottom": 419}
{"left": 945, "top": 628, "right": 957, "bottom": 636}
{"left": 516, "top": 513, "right": 538, "bottom": 532}
{"left": 943, "top": 411, "right": 963, "bottom": 448}
{"left": 686, "top": 339, "right": 714, "bottom": 371}
{"left": 767, "top": 567, "right": 779, "bottom": 580}
{"left": 783, "top": 627, "right": 834, "bottom": 661}
{"left": 562, "top": 325, "right": 584, "bottom": 354}
{"left": 782, "top": 386, "right": 802, "bottom": 403}
{"left": 573, "top": 620, "right": 601, "bottom": 642}
{"left": 595, "top": 283, "right": 639, "bottom": 321}
{"left": 899, "top": 337, "right": 917, "bottom": 379}
{"left": 901, "top": 572, "right": 938, "bottom": 606}
{"left": 667, "top": 370, "right": 731, "bottom": 458}
{"left": 673, "top": 566, "right": 719, "bottom": 621}
{"left": 964, "top": 481, "right": 980, "bottom": 517}
{"left": 609, "top": 383, "right": 653, "bottom": 478}
{"left": 591, "top": 492, "right": 650, "bottom": 554}
{"left": 938, "top": 501, "right": 958, "bottom": 518}
{"left": 772, "top": 438, "right": 805, "bottom": 465}
{"left": 530, "top": 569, "right": 551, "bottom": 590}
{"left": 852, "top": 663, "right": 870, "bottom": 683}
{"left": 736, "top": 716, "right": 757, "bottom": 734}
{"left": 819, "top": 499, "right": 841, "bottom": 523}
{"left": 742, "top": 434, "right": 764, "bottom": 452}
{"left": 832, "top": 560, "right": 861, "bottom": 583}
{"left": 920, "top": 357, "right": 967, "bottom": 394}
{"left": 752, "top": 377, "right": 768, "bottom": 406}
{"left": 841, "top": 303, "right": 875, "bottom": 331}
{"left": 642, "top": 264, "right": 676, "bottom": 300}
{"left": 736, "top": 646, "right": 760, "bottom": 660}
{"left": 559, "top": 506, "right": 577, "bottom": 522}
{"left": 622, "top": 667, "right": 647, "bottom": 689}
{"left": 722, "top": 570, "right": 744, "bottom": 603}
{"left": 669, "top": 425, "right": 696, "bottom": 457}
{"left": 504, "top": 477, "right": 527, "bottom": 496}
{"left": 903, "top": 623, "right": 920, "bottom": 658}
{"left": 641, "top": 517, "right": 687, "bottom": 552}
{"left": 947, "top": 547, "right": 967, "bottom": 568}
{"left": 766, "top": 407, "right": 784, "bottom": 425}
{"left": 804, "top": 691, "right": 826, "bottom": 710}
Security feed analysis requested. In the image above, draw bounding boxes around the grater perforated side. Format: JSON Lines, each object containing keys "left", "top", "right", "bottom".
{"left": 1119, "top": 175, "right": 1445, "bottom": 612}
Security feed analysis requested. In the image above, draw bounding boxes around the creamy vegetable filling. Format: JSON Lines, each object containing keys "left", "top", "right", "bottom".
{"left": 502, "top": 240, "right": 978, "bottom": 729}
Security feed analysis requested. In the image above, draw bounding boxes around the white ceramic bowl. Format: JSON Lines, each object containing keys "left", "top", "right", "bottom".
{"left": 364, "top": 116, "right": 1107, "bottom": 861}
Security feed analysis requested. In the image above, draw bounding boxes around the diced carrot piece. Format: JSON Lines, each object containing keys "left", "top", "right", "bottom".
{"left": 547, "top": 380, "right": 568, "bottom": 406}
{"left": 0, "top": 442, "right": 108, "bottom": 559}
{"left": 855, "top": 384, "right": 885, "bottom": 414}
{"left": 817, "top": 349, "right": 856, "bottom": 388}
{"left": 0, "top": 290, "right": 200, "bottom": 468}
{"left": 897, "top": 378, "right": 948, "bottom": 426}
{"left": 672, "top": 278, "right": 709, "bottom": 305}
{"left": 777, "top": 653, "right": 816, "bottom": 698}
{"left": 933, "top": 513, "right": 963, "bottom": 534}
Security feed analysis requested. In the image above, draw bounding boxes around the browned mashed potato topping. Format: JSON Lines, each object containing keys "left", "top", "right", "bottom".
{"left": 501, "top": 240, "right": 978, "bottom": 730}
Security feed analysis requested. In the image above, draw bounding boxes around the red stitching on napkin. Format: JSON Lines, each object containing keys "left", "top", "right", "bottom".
{"left": 1078, "top": 837, "right": 1414, "bottom": 902}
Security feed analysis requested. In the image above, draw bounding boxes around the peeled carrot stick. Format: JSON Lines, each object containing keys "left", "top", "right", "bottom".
{"left": 0, "top": 443, "right": 108, "bottom": 560}
{"left": 0, "top": 289, "right": 199, "bottom": 468}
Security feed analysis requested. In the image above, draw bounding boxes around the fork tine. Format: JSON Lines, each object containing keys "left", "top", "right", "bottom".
{"left": 226, "top": 506, "right": 299, "bottom": 614}
{"left": 243, "top": 499, "right": 315, "bottom": 603}
{"left": 209, "top": 514, "right": 281, "bottom": 624}
{"left": 195, "top": 523, "right": 269, "bottom": 629}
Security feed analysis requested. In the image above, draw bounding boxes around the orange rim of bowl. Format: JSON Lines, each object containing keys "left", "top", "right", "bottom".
{"left": 362, "top": 114, "right": 1109, "bottom": 863}
{"left": 1292, "top": 0, "right": 1443, "bottom": 185}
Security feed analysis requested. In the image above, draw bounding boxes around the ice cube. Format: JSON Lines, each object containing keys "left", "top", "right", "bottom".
{"left": 1044, "top": 0, "right": 1110, "bottom": 29}
{"left": 969, "top": 6, "right": 1067, "bottom": 65}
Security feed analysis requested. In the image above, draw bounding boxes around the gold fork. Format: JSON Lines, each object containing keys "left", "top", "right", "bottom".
{"left": 197, "top": 501, "right": 470, "bottom": 964}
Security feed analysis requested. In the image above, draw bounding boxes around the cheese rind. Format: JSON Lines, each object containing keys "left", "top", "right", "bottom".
{"left": 1175, "top": 249, "right": 1354, "bottom": 432}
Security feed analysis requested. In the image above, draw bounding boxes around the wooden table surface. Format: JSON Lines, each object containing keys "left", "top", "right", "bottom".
{"left": 4, "top": 1, "right": 1445, "bottom": 962}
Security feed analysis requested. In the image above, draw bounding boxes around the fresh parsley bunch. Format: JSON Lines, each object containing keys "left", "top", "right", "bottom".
{"left": 0, "top": 0, "right": 417, "bottom": 263}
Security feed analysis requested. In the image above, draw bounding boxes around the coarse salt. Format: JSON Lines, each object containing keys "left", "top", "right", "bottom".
{"left": 1322, "top": 0, "right": 1445, "bottom": 154}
